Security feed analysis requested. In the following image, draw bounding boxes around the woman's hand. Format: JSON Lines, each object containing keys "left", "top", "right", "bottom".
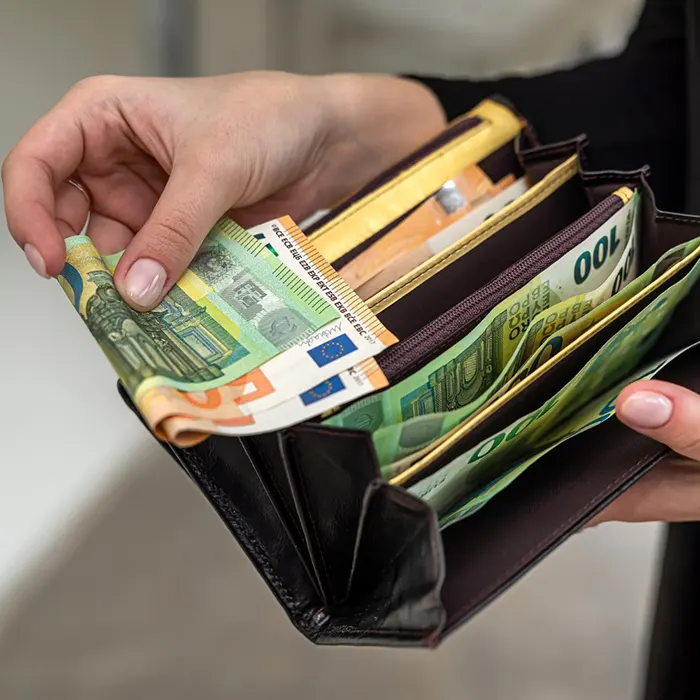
{"left": 2, "top": 71, "right": 445, "bottom": 310}
{"left": 589, "top": 381, "right": 700, "bottom": 525}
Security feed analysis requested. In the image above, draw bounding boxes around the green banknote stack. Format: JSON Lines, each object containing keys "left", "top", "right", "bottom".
{"left": 323, "top": 185, "right": 700, "bottom": 529}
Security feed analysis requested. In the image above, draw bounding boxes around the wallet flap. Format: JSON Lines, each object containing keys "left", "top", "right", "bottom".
{"left": 116, "top": 383, "right": 323, "bottom": 629}
{"left": 438, "top": 410, "right": 671, "bottom": 638}
{"left": 436, "top": 345, "right": 700, "bottom": 640}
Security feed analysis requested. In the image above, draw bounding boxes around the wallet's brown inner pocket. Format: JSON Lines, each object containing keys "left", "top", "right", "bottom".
{"left": 378, "top": 181, "right": 631, "bottom": 378}
{"left": 374, "top": 174, "right": 633, "bottom": 379}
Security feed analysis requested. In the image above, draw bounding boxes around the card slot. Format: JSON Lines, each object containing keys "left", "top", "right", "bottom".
{"left": 377, "top": 181, "right": 630, "bottom": 381}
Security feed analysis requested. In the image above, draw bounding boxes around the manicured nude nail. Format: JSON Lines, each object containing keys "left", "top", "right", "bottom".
{"left": 619, "top": 391, "right": 673, "bottom": 429}
{"left": 124, "top": 258, "right": 166, "bottom": 308}
{"left": 23, "top": 243, "right": 49, "bottom": 278}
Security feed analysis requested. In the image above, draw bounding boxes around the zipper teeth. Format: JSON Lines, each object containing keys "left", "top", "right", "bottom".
{"left": 381, "top": 193, "right": 626, "bottom": 381}
{"left": 306, "top": 116, "right": 482, "bottom": 235}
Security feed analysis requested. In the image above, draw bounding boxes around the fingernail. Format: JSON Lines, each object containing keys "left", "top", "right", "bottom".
{"left": 124, "top": 258, "right": 166, "bottom": 308}
{"left": 619, "top": 391, "right": 673, "bottom": 429}
{"left": 23, "top": 244, "right": 49, "bottom": 278}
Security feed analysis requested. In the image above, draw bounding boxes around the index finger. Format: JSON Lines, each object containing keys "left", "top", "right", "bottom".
{"left": 2, "top": 105, "right": 85, "bottom": 277}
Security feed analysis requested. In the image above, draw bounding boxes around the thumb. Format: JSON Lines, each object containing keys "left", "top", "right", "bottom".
{"left": 616, "top": 379, "right": 700, "bottom": 461}
{"left": 114, "top": 161, "right": 230, "bottom": 311}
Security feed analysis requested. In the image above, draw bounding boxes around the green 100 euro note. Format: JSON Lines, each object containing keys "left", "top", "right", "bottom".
{"left": 439, "top": 338, "right": 700, "bottom": 528}
{"left": 377, "top": 224, "right": 700, "bottom": 476}
{"left": 324, "top": 187, "right": 640, "bottom": 462}
{"left": 57, "top": 217, "right": 342, "bottom": 439}
{"left": 411, "top": 252, "right": 700, "bottom": 520}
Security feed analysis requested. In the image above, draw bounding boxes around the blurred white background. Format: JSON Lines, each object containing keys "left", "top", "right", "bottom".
{"left": 0, "top": 1, "right": 668, "bottom": 698}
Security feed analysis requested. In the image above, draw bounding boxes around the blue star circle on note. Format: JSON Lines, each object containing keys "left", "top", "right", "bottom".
{"left": 300, "top": 375, "right": 345, "bottom": 405}
{"left": 307, "top": 334, "right": 358, "bottom": 367}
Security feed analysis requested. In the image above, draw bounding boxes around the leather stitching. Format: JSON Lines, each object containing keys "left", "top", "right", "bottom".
{"left": 177, "top": 446, "right": 304, "bottom": 616}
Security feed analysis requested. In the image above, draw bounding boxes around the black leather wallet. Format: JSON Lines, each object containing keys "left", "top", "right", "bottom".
{"left": 118, "top": 97, "right": 700, "bottom": 648}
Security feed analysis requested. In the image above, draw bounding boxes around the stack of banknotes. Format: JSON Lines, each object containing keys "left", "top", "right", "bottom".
{"left": 57, "top": 166, "right": 700, "bottom": 532}
{"left": 58, "top": 217, "right": 399, "bottom": 447}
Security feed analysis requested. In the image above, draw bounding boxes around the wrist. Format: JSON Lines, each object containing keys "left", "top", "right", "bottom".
{"left": 315, "top": 72, "right": 447, "bottom": 179}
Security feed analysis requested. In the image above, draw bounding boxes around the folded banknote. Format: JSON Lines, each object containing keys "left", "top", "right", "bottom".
{"left": 58, "top": 216, "right": 397, "bottom": 446}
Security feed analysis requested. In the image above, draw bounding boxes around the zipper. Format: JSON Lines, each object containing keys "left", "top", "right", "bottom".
{"left": 379, "top": 190, "right": 630, "bottom": 383}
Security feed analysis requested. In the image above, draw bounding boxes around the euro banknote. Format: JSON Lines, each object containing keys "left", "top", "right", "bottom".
{"left": 381, "top": 233, "right": 700, "bottom": 478}
{"left": 153, "top": 358, "right": 388, "bottom": 444}
{"left": 61, "top": 220, "right": 339, "bottom": 396}
{"left": 338, "top": 163, "right": 501, "bottom": 291}
{"left": 410, "top": 255, "right": 700, "bottom": 517}
{"left": 324, "top": 187, "right": 639, "bottom": 448}
{"left": 438, "top": 339, "right": 700, "bottom": 528}
{"left": 369, "top": 193, "right": 641, "bottom": 466}
{"left": 58, "top": 217, "right": 396, "bottom": 445}
{"left": 231, "top": 219, "right": 398, "bottom": 413}
{"left": 353, "top": 176, "right": 529, "bottom": 300}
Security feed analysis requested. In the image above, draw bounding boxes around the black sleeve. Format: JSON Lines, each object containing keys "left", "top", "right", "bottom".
{"left": 407, "top": 0, "right": 686, "bottom": 212}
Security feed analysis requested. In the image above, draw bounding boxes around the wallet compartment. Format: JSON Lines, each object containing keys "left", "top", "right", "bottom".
{"left": 113, "top": 125, "right": 700, "bottom": 650}
{"left": 306, "top": 98, "right": 526, "bottom": 264}
{"left": 377, "top": 176, "right": 633, "bottom": 381}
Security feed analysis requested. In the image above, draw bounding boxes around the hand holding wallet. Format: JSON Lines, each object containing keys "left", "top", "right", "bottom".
{"left": 58, "top": 97, "right": 700, "bottom": 647}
